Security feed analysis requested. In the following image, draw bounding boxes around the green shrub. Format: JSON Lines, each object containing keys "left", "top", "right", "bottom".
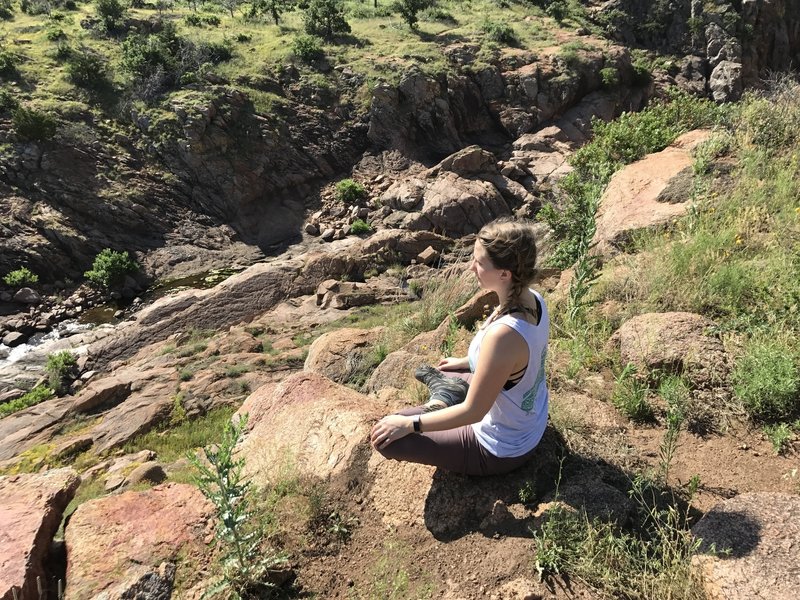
{"left": 600, "top": 66, "right": 619, "bottom": 88}
{"left": 0, "top": 88, "right": 18, "bottom": 113}
{"left": 66, "top": 47, "right": 110, "bottom": 90}
{"left": 611, "top": 364, "right": 654, "bottom": 423}
{"left": 481, "top": 20, "right": 518, "bottom": 46}
{"left": 763, "top": 423, "right": 793, "bottom": 455}
{"left": 0, "top": 47, "right": 18, "bottom": 78}
{"left": 12, "top": 107, "right": 58, "bottom": 142}
{"left": 95, "top": 0, "right": 126, "bottom": 32}
{"left": 291, "top": 34, "right": 324, "bottom": 62}
{"left": 0, "top": 0, "right": 12, "bottom": 20}
{"left": 45, "top": 350, "right": 77, "bottom": 396}
{"left": 3, "top": 267, "right": 39, "bottom": 287}
{"left": 84, "top": 248, "right": 138, "bottom": 289}
{"left": 46, "top": 26, "right": 67, "bottom": 41}
{"left": 419, "top": 6, "right": 454, "bottom": 23}
{"left": 20, "top": 0, "right": 51, "bottom": 15}
{"left": 184, "top": 13, "right": 203, "bottom": 27}
{"left": 0, "top": 386, "right": 54, "bottom": 417}
{"left": 545, "top": 0, "right": 568, "bottom": 23}
{"left": 350, "top": 219, "right": 371, "bottom": 235}
{"left": 303, "top": 0, "right": 351, "bottom": 40}
{"left": 732, "top": 337, "right": 799, "bottom": 422}
{"left": 335, "top": 178, "right": 366, "bottom": 204}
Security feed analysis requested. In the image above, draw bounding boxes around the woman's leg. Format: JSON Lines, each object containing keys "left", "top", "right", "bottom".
{"left": 377, "top": 409, "right": 534, "bottom": 476}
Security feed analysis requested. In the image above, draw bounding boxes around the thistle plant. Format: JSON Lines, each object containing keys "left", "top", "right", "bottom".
{"left": 189, "top": 414, "right": 286, "bottom": 598}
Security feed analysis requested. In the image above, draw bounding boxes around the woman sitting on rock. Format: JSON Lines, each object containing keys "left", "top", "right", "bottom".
{"left": 370, "top": 217, "right": 549, "bottom": 476}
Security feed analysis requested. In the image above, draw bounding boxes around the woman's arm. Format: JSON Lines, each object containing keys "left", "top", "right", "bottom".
{"left": 371, "top": 325, "right": 528, "bottom": 449}
{"left": 437, "top": 356, "right": 470, "bottom": 371}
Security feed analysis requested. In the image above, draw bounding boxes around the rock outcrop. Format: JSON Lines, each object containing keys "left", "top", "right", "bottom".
{"left": 608, "top": 312, "right": 729, "bottom": 389}
{"left": 64, "top": 483, "right": 214, "bottom": 600}
{"left": 592, "top": 130, "right": 711, "bottom": 257}
{"left": 691, "top": 492, "right": 800, "bottom": 600}
{"left": 304, "top": 327, "right": 386, "bottom": 385}
{"left": 0, "top": 468, "right": 80, "bottom": 600}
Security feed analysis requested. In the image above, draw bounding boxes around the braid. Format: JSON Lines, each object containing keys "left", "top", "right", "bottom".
{"left": 477, "top": 217, "right": 538, "bottom": 317}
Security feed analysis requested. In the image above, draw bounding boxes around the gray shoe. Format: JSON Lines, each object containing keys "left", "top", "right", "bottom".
{"left": 415, "top": 365, "right": 469, "bottom": 407}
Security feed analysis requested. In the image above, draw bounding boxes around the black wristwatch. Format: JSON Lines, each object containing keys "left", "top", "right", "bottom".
{"left": 413, "top": 415, "right": 422, "bottom": 433}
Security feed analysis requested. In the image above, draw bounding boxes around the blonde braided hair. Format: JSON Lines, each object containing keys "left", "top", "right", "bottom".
{"left": 477, "top": 217, "right": 539, "bottom": 318}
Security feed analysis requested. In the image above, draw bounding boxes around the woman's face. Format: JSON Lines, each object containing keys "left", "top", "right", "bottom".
{"left": 470, "top": 240, "right": 508, "bottom": 291}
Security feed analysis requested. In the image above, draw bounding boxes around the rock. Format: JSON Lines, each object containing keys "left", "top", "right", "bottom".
{"left": 367, "top": 428, "right": 562, "bottom": 539}
{"left": 53, "top": 435, "right": 94, "bottom": 461}
{"left": 675, "top": 55, "right": 708, "bottom": 96}
{"left": 240, "top": 372, "right": 385, "bottom": 489}
{"left": 71, "top": 375, "right": 132, "bottom": 414}
{"left": 12, "top": 288, "right": 40, "bottom": 304}
{"left": 1, "top": 331, "right": 27, "bottom": 347}
{"left": 709, "top": 60, "right": 743, "bottom": 102}
{"left": 126, "top": 461, "right": 167, "bottom": 486}
{"left": 304, "top": 222, "right": 320, "bottom": 236}
{"left": 90, "top": 386, "right": 174, "bottom": 454}
{"left": 427, "top": 145, "right": 497, "bottom": 178}
{"left": 608, "top": 312, "right": 729, "bottom": 388}
{"left": 0, "top": 388, "right": 25, "bottom": 404}
{"left": 691, "top": 493, "right": 800, "bottom": 600}
{"left": 320, "top": 228, "right": 335, "bottom": 242}
{"left": 416, "top": 246, "right": 440, "bottom": 266}
{"left": 0, "top": 468, "right": 80, "bottom": 600}
{"left": 0, "top": 396, "right": 73, "bottom": 462}
{"left": 304, "top": 327, "right": 385, "bottom": 385}
{"left": 104, "top": 475, "right": 126, "bottom": 492}
{"left": 592, "top": 130, "right": 711, "bottom": 257}
{"left": 64, "top": 483, "right": 213, "bottom": 600}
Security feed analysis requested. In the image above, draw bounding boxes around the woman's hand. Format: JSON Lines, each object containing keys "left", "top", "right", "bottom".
{"left": 370, "top": 414, "right": 414, "bottom": 449}
{"left": 437, "top": 356, "right": 469, "bottom": 371}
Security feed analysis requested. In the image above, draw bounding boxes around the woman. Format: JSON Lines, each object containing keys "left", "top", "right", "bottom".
{"left": 370, "top": 217, "right": 549, "bottom": 476}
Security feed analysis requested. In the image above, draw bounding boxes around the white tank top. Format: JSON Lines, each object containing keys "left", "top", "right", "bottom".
{"left": 467, "top": 290, "right": 549, "bottom": 458}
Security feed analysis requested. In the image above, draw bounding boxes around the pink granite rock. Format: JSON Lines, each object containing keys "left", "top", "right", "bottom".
{"left": 0, "top": 468, "right": 80, "bottom": 600}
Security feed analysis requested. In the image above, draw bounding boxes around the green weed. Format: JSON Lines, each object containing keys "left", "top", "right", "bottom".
{"left": 0, "top": 385, "right": 54, "bottom": 417}
{"left": 763, "top": 423, "right": 793, "bottom": 456}
{"left": 612, "top": 364, "right": 654, "bottom": 423}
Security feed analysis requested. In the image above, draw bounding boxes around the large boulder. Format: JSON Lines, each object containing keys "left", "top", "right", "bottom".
{"left": 692, "top": 493, "right": 800, "bottom": 600}
{"left": 592, "top": 130, "right": 711, "bottom": 257}
{"left": 367, "top": 428, "right": 563, "bottom": 540}
{"left": 709, "top": 60, "right": 743, "bottom": 103}
{"left": 0, "top": 468, "right": 80, "bottom": 600}
{"left": 304, "top": 327, "right": 386, "bottom": 385}
{"left": 607, "top": 312, "right": 728, "bottom": 388}
{"left": 64, "top": 483, "right": 214, "bottom": 600}
{"left": 239, "top": 372, "right": 386, "bottom": 489}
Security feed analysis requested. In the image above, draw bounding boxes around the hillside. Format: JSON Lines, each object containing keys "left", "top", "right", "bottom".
{"left": 1, "top": 1, "right": 799, "bottom": 599}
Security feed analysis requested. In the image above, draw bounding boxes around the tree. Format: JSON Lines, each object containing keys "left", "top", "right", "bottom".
{"left": 396, "top": 0, "right": 432, "bottom": 29}
{"left": 303, "top": 0, "right": 350, "bottom": 40}
{"left": 248, "top": 0, "right": 295, "bottom": 24}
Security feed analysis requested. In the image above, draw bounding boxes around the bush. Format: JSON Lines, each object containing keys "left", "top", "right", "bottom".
{"left": 350, "top": 219, "right": 371, "bottom": 235}
{"left": 546, "top": 0, "right": 568, "bottom": 23}
{"left": 732, "top": 337, "right": 799, "bottom": 422}
{"left": 66, "top": 47, "right": 110, "bottom": 90}
{"left": 291, "top": 34, "right": 324, "bottom": 62}
{"left": 13, "top": 107, "right": 57, "bottom": 142}
{"left": 3, "top": 267, "right": 39, "bottom": 287}
{"left": 600, "top": 66, "right": 619, "bottom": 88}
{"left": 419, "top": 6, "right": 455, "bottom": 24}
{"left": 335, "top": 178, "right": 366, "bottom": 204}
{"left": 0, "top": 88, "right": 18, "bottom": 113}
{"left": 611, "top": 364, "right": 654, "bottom": 423}
{"left": 303, "top": 0, "right": 350, "bottom": 40}
{"left": 0, "top": 0, "right": 12, "bottom": 20}
{"left": 0, "top": 47, "right": 18, "bottom": 78}
{"left": 46, "top": 26, "right": 67, "bottom": 41}
{"left": 0, "top": 385, "right": 54, "bottom": 417}
{"left": 481, "top": 20, "right": 518, "bottom": 46}
{"left": 84, "top": 248, "right": 138, "bottom": 289}
{"left": 45, "top": 350, "right": 77, "bottom": 396}
{"left": 20, "top": 0, "right": 51, "bottom": 15}
{"left": 95, "top": 0, "right": 126, "bottom": 32}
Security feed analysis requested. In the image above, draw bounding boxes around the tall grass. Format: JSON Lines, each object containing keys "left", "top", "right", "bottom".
{"left": 592, "top": 81, "right": 800, "bottom": 424}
